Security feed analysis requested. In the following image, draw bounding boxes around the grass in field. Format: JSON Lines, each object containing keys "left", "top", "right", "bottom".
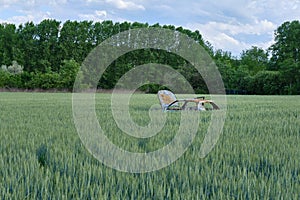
{"left": 0, "top": 92, "right": 299, "bottom": 199}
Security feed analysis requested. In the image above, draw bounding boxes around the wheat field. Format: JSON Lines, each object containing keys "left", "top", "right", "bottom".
{"left": 0, "top": 92, "right": 299, "bottom": 199}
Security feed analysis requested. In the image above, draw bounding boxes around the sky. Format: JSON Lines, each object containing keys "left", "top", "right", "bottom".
{"left": 0, "top": 0, "right": 300, "bottom": 57}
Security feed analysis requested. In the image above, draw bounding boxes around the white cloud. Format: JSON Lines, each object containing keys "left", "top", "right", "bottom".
{"left": 209, "top": 32, "right": 248, "bottom": 56}
{"left": 0, "top": 0, "right": 19, "bottom": 7}
{"left": 1, "top": 0, "right": 299, "bottom": 56}
{"left": 105, "top": 0, "right": 145, "bottom": 10}
{"left": 79, "top": 10, "right": 107, "bottom": 22}
{"left": 199, "top": 20, "right": 276, "bottom": 36}
{"left": 0, "top": 0, "right": 19, "bottom": 4}
{"left": 186, "top": 19, "right": 277, "bottom": 56}
{"left": 181, "top": 0, "right": 300, "bottom": 56}
{"left": 48, "top": 0, "right": 68, "bottom": 6}
{"left": 156, "top": 4, "right": 172, "bottom": 11}
{"left": 95, "top": 10, "right": 107, "bottom": 17}
{"left": 0, "top": 11, "right": 52, "bottom": 25}
{"left": 245, "top": 0, "right": 300, "bottom": 22}
{"left": 85, "top": 0, "right": 99, "bottom": 2}
{"left": 0, "top": 0, "right": 67, "bottom": 8}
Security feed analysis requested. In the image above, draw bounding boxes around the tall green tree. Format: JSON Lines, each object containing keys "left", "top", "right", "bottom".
{"left": 59, "top": 59, "right": 80, "bottom": 90}
{"left": 0, "top": 23, "right": 17, "bottom": 66}
{"left": 17, "top": 22, "right": 39, "bottom": 72}
{"left": 59, "top": 20, "right": 94, "bottom": 64}
{"left": 269, "top": 20, "right": 300, "bottom": 94}
{"left": 36, "top": 19, "right": 61, "bottom": 72}
{"left": 270, "top": 21, "right": 300, "bottom": 67}
{"left": 240, "top": 46, "right": 268, "bottom": 75}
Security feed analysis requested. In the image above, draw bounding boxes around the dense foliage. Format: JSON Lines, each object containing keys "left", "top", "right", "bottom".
{"left": 0, "top": 19, "right": 300, "bottom": 94}
{"left": 1, "top": 93, "right": 299, "bottom": 198}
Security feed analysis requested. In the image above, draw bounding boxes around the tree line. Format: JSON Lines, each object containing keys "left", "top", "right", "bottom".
{"left": 0, "top": 19, "right": 299, "bottom": 94}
